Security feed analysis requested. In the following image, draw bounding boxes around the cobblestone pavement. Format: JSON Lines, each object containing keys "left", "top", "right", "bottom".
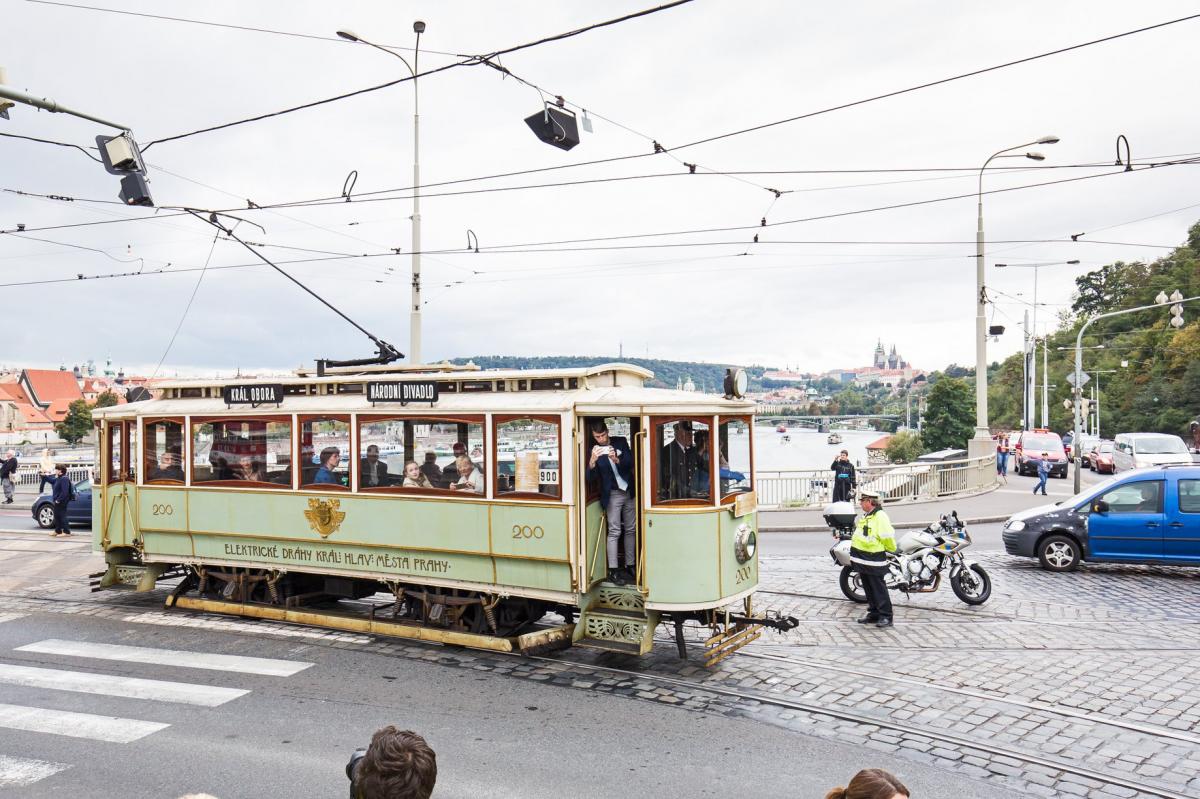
{"left": 2, "top": 537, "right": 1199, "bottom": 798}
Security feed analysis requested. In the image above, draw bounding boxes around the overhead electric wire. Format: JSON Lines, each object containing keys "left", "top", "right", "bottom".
{"left": 150, "top": 231, "right": 221, "bottom": 379}
{"left": 0, "top": 131, "right": 103, "bottom": 162}
{"left": 23, "top": 0, "right": 463, "bottom": 56}
{"left": 140, "top": 0, "right": 697, "bottom": 151}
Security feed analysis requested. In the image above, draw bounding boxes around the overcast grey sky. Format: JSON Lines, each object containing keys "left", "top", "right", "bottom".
{"left": 3, "top": 0, "right": 1198, "bottom": 376}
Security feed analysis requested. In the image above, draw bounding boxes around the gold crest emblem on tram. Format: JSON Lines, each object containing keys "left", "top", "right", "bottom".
{"left": 304, "top": 498, "right": 345, "bottom": 538}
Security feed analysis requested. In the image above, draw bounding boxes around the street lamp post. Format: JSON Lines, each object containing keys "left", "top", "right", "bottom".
{"left": 973, "top": 137, "right": 1059, "bottom": 453}
{"left": 1071, "top": 291, "right": 1194, "bottom": 493}
{"left": 994, "top": 257, "right": 1078, "bottom": 429}
{"left": 337, "top": 22, "right": 427, "bottom": 363}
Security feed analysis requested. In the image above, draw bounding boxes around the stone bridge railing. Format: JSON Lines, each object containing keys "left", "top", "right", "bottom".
{"left": 756, "top": 454, "right": 997, "bottom": 509}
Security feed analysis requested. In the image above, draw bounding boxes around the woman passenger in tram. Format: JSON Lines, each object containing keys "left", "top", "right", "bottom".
{"left": 402, "top": 460, "right": 433, "bottom": 489}
{"left": 313, "top": 447, "right": 344, "bottom": 486}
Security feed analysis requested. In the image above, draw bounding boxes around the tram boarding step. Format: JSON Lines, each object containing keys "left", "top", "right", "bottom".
{"left": 575, "top": 637, "right": 643, "bottom": 656}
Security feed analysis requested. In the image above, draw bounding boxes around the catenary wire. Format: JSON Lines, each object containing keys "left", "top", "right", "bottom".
{"left": 0, "top": 131, "right": 103, "bottom": 163}
{"left": 150, "top": 232, "right": 221, "bottom": 379}
{"left": 140, "top": 1, "right": 697, "bottom": 151}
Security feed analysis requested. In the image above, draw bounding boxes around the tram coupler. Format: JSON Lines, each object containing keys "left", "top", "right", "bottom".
{"left": 728, "top": 610, "right": 800, "bottom": 632}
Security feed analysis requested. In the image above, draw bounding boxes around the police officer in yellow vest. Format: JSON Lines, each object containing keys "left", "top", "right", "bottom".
{"left": 852, "top": 488, "right": 896, "bottom": 628}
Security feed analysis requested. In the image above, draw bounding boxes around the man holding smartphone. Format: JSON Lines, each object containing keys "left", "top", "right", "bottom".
{"left": 587, "top": 420, "right": 637, "bottom": 586}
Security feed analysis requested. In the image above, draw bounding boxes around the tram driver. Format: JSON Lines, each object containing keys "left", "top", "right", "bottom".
{"left": 660, "top": 421, "right": 698, "bottom": 500}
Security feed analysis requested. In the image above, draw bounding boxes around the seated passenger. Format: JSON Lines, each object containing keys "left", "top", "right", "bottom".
{"left": 419, "top": 451, "right": 445, "bottom": 488}
{"left": 360, "top": 444, "right": 389, "bottom": 488}
{"left": 313, "top": 447, "right": 343, "bottom": 485}
{"left": 401, "top": 460, "right": 433, "bottom": 489}
{"left": 441, "top": 443, "right": 469, "bottom": 485}
{"left": 150, "top": 448, "right": 185, "bottom": 482}
{"left": 450, "top": 456, "right": 484, "bottom": 494}
{"left": 237, "top": 455, "right": 268, "bottom": 483}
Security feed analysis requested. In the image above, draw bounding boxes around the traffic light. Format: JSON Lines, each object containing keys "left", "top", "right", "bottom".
{"left": 95, "top": 133, "right": 154, "bottom": 206}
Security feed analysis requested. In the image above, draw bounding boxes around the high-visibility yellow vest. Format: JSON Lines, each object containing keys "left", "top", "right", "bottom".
{"left": 852, "top": 508, "right": 896, "bottom": 554}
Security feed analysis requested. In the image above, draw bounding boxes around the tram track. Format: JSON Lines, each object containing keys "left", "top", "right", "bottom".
{"left": 523, "top": 652, "right": 1197, "bottom": 799}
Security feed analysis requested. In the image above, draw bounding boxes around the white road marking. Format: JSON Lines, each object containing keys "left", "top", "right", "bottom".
{"left": 16, "top": 639, "right": 313, "bottom": 677}
{"left": 0, "top": 703, "right": 168, "bottom": 743}
{"left": 0, "top": 663, "right": 248, "bottom": 707}
{"left": 0, "top": 753, "right": 70, "bottom": 787}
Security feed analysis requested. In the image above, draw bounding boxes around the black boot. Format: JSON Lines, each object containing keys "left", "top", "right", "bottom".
{"left": 607, "top": 568, "right": 627, "bottom": 586}
{"left": 875, "top": 617, "right": 893, "bottom": 628}
{"left": 620, "top": 565, "right": 636, "bottom": 583}
{"left": 856, "top": 614, "right": 879, "bottom": 624}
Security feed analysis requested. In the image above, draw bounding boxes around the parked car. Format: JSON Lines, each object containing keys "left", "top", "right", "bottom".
{"left": 1112, "top": 433, "right": 1192, "bottom": 472}
{"left": 1002, "top": 464, "right": 1200, "bottom": 570}
{"left": 31, "top": 479, "right": 92, "bottom": 530}
{"left": 1087, "top": 441, "right": 1116, "bottom": 474}
{"left": 1013, "top": 429, "right": 1068, "bottom": 478}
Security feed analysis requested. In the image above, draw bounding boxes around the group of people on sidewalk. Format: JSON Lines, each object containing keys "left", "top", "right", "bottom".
{"left": 994, "top": 433, "right": 1053, "bottom": 495}
{"left": 0, "top": 449, "right": 76, "bottom": 536}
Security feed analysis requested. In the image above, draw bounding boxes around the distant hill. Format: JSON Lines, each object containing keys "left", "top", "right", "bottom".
{"left": 449, "top": 356, "right": 771, "bottom": 392}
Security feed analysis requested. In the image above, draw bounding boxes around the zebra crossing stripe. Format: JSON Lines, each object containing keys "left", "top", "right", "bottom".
{"left": 0, "top": 663, "right": 248, "bottom": 707}
{"left": 0, "top": 754, "right": 70, "bottom": 788}
{"left": 15, "top": 639, "right": 313, "bottom": 677}
{"left": 0, "top": 613, "right": 25, "bottom": 625}
{"left": 0, "top": 703, "right": 169, "bottom": 743}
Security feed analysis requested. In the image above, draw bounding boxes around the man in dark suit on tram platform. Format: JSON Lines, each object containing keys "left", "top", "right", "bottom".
{"left": 587, "top": 420, "right": 637, "bottom": 585}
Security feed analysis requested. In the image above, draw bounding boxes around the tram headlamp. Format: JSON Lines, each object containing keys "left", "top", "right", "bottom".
{"left": 734, "top": 522, "right": 756, "bottom": 564}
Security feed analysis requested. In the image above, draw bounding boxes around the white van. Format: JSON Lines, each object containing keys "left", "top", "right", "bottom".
{"left": 1112, "top": 433, "right": 1193, "bottom": 472}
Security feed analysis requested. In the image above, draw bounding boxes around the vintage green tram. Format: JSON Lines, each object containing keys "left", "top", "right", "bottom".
{"left": 92, "top": 363, "right": 790, "bottom": 664}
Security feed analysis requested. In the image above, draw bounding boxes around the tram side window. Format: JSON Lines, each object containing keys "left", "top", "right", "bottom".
{"left": 107, "top": 424, "right": 122, "bottom": 483}
{"left": 192, "top": 419, "right": 291, "bottom": 486}
{"left": 358, "top": 418, "right": 485, "bottom": 492}
{"left": 654, "top": 418, "right": 711, "bottom": 503}
{"left": 146, "top": 420, "right": 185, "bottom": 483}
{"left": 717, "top": 417, "right": 753, "bottom": 499}
{"left": 300, "top": 417, "right": 351, "bottom": 489}
{"left": 127, "top": 423, "right": 138, "bottom": 483}
{"left": 495, "top": 417, "right": 560, "bottom": 498}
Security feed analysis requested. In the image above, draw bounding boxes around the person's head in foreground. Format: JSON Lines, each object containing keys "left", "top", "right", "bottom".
{"left": 351, "top": 726, "right": 437, "bottom": 799}
{"left": 825, "top": 768, "right": 910, "bottom": 799}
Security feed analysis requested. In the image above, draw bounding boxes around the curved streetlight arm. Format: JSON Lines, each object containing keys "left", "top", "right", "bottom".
{"left": 339, "top": 34, "right": 416, "bottom": 77}
{"left": 1071, "top": 295, "right": 1200, "bottom": 492}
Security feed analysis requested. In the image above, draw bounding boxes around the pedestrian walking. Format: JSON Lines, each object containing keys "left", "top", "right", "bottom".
{"left": 1033, "top": 451, "right": 1050, "bottom": 496}
{"left": 850, "top": 488, "right": 896, "bottom": 628}
{"left": 38, "top": 448, "right": 57, "bottom": 493}
{"left": 50, "top": 464, "right": 73, "bottom": 537}
{"left": 831, "top": 449, "right": 856, "bottom": 503}
{"left": 0, "top": 449, "right": 18, "bottom": 504}
{"left": 996, "top": 435, "right": 1010, "bottom": 482}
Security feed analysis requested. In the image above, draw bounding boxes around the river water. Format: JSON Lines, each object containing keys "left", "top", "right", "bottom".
{"left": 743, "top": 425, "right": 885, "bottom": 473}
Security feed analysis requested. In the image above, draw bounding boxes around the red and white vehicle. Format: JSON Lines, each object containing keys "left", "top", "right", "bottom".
{"left": 1013, "top": 429, "right": 1068, "bottom": 478}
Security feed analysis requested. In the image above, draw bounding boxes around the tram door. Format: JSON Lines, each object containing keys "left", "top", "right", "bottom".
{"left": 579, "top": 416, "right": 641, "bottom": 588}
{"left": 101, "top": 420, "right": 135, "bottom": 546}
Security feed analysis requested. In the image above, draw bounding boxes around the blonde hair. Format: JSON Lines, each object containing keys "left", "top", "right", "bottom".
{"left": 825, "top": 769, "right": 909, "bottom": 799}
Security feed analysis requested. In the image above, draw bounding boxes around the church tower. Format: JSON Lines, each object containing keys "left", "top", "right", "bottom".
{"left": 888, "top": 344, "right": 899, "bottom": 369}
{"left": 873, "top": 339, "right": 886, "bottom": 369}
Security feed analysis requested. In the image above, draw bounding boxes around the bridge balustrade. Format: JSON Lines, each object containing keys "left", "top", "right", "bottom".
{"left": 756, "top": 454, "right": 997, "bottom": 509}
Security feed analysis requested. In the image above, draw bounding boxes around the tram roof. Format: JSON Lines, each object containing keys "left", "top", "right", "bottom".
{"left": 94, "top": 362, "right": 756, "bottom": 418}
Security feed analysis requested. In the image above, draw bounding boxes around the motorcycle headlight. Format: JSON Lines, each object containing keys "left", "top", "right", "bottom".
{"left": 734, "top": 523, "right": 757, "bottom": 564}
{"left": 1006, "top": 520, "right": 1025, "bottom": 532}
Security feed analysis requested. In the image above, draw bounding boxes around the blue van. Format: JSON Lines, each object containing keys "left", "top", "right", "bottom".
{"left": 1002, "top": 465, "right": 1200, "bottom": 571}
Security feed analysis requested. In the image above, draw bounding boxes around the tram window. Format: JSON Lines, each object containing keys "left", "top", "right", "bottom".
{"left": 653, "top": 418, "right": 712, "bottom": 504}
{"left": 145, "top": 420, "right": 186, "bottom": 483}
{"left": 300, "top": 417, "right": 351, "bottom": 490}
{"left": 718, "top": 417, "right": 753, "bottom": 499}
{"left": 495, "top": 417, "right": 560, "bottom": 499}
{"left": 127, "top": 423, "right": 138, "bottom": 483}
{"left": 192, "top": 419, "right": 291, "bottom": 487}
{"left": 107, "top": 424, "right": 123, "bottom": 483}
{"left": 358, "top": 418, "right": 485, "bottom": 492}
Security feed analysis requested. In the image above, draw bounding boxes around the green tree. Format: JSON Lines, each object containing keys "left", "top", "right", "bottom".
{"left": 55, "top": 399, "right": 94, "bottom": 445}
{"left": 922, "top": 378, "right": 975, "bottom": 451}
{"left": 94, "top": 390, "right": 119, "bottom": 408}
{"left": 885, "top": 431, "right": 924, "bottom": 463}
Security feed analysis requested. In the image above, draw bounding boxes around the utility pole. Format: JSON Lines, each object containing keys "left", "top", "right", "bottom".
{"left": 1022, "top": 310, "right": 1031, "bottom": 429}
{"left": 1042, "top": 334, "right": 1049, "bottom": 428}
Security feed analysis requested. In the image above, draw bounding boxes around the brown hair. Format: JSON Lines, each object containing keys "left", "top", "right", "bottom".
{"left": 354, "top": 726, "right": 437, "bottom": 799}
{"left": 824, "top": 768, "right": 910, "bottom": 799}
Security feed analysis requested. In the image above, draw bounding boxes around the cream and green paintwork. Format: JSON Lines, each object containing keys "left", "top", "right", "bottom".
{"left": 91, "top": 362, "right": 759, "bottom": 613}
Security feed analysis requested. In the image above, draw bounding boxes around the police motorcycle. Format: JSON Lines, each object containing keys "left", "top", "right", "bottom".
{"left": 824, "top": 501, "right": 992, "bottom": 606}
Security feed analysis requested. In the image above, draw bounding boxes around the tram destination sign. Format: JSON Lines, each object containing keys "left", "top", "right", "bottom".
{"left": 222, "top": 383, "right": 284, "bottom": 406}
{"left": 367, "top": 380, "right": 439, "bottom": 404}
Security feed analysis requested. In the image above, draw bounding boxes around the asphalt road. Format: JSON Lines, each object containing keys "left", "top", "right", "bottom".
{"left": 0, "top": 607, "right": 1013, "bottom": 799}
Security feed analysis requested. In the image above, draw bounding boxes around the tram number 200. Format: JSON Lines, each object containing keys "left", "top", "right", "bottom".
{"left": 151, "top": 504, "right": 175, "bottom": 516}
{"left": 512, "top": 524, "right": 545, "bottom": 540}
